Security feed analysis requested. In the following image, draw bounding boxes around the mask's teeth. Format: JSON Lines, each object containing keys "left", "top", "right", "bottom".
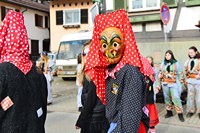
{"left": 105, "top": 52, "right": 109, "bottom": 57}
{"left": 113, "top": 51, "right": 117, "bottom": 56}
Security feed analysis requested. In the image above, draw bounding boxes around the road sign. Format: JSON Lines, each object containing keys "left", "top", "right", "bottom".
{"left": 160, "top": 3, "right": 170, "bottom": 25}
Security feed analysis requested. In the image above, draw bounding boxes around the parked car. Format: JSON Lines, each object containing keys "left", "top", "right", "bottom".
{"left": 56, "top": 31, "right": 92, "bottom": 80}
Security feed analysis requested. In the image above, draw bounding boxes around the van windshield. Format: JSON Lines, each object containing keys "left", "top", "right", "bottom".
{"left": 57, "top": 40, "right": 89, "bottom": 60}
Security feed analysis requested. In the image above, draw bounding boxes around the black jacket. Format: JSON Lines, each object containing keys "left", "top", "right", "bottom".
{"left": 76, "top": 76, "right": 106, "bottom": 128}
{"left": 145, "top": 76, "right": 155, "bottom": 104}
{"left": 0, "top": 62, "right": 47, "bottom": 133}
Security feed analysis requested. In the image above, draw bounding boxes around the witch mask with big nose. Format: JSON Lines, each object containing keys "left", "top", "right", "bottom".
{"left": 100, "top": 27, "right": 124, "bottom": 64}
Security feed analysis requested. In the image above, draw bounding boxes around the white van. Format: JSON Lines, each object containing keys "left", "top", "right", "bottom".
{"left": 56, "top": 31, "right": 92, "bottom": 80}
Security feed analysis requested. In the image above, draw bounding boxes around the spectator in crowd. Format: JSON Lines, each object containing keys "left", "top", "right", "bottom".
{"left": 184, "top": 46, "right": 200, "bottom": 119}
{"left": 157, "top": 50, "right": 185, "bottom": 122}
{"left": 75, "top": 40, "right": 109, "bottom": 133}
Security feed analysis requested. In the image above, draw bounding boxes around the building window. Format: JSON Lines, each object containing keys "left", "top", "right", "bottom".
{"left": 45, "top": 16, "right": 49, "bottom": 28}
{"left": 56, "top": 10, "right": 63, "bottom": 25}
{"left": 15, "top": 9, "right": 20, "bottom": 12}
{"left": 31, "top": 40, "right": 39, "bottom": 56}
{"left": 1, "top": 6, "right": 6, "bottom": 21}
{"left": 63, "top": 9, "right": 80, "bottom": 26}
{"left": 81, "top": 9, "right": 88, "bottom": 24}
{"left": 129, "top": 0, "right": 160, "bottom": 11}
{"left": 1, "top": 6, "right": 15, "bottom": 21}
{"left": 35, "top": 14, "right": 43, "bottom": 27}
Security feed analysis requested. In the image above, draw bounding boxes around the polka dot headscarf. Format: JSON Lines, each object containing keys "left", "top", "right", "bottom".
{"left": 85, "top": 9, "right": 145, "bottom": 104}
{"left": 141, "top": 56, "right": 155, "bottom": 82}
{"left": 0, "top": 10, "right": 32, "bottom": 75}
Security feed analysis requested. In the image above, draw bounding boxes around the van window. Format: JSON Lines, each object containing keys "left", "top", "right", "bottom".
{"left": 57, "top": 40, "right": 89, "bottom": 60}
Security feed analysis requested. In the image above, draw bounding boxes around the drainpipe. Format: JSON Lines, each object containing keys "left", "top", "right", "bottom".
{"left": 22, "top": 8, "right": 28, "bottom": 14}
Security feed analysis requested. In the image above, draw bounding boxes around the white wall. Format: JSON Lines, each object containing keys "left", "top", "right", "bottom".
{"left": 22, "top": 8, "right": 49, "bottom": 53}
{"left": 177, "top": 6, "right": 200, "bottom": 30}
{"left": 146, "top": 22, "right": 162, "bottom": 32}
{"left": 132, "top": 24, "right": 143, "bottom": 32}
{"left": 166, "top": 8, "right": 177, "bottom": 32}
{"left": 106, "top": 0, "right": 114, "bottom": 11}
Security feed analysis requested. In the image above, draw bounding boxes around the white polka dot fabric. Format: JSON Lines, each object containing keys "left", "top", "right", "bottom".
{"left": 105, "top": 64, "right": 149, "bottom": 132}
{"left": 0, "top": 10, "right": 32, "bottom": 75}
{"left": 85, "top": 9, "right": 145, "bottom": 105}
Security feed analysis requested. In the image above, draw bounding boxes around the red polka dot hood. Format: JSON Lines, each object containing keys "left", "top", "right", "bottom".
{"left": 85, "top": 9, "right": 145, "bottom": 104}
{"left": 0, "top": 10, "right": 32, "bottom": 75}
{"left": 141, "top": 56, "right": 155, "bottom": 82}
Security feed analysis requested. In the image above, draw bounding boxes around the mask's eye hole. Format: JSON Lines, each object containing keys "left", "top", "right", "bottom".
{"left": 113, "top": 42, "right": 119, "bottom": 47}
{"left": 102, "top": 43, "right": 107, "bottom": 49}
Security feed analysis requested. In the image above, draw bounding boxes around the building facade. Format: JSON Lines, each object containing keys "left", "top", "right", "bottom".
{"left": 0, "top": 0, "right": 50, "bottom": 60}
{"left": 49, "top": 0, "right": 96, "bottom": 52}
{"left": 106, "top": 0, "right": 200, "bottom": 65}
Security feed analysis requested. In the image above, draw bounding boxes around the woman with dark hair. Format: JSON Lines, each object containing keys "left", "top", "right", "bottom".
{"left": 157, "top": 50, "right": 185, "bottom": 122}
{"left": 184, "top": 46, "right": 200, "bottom": 119}
{"left": 75, "top": 41, "right": 109, "bottom": 133}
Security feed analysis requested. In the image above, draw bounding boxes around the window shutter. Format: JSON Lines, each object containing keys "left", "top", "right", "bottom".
{"left": 1, "top": 6, "right": 6, "bottom": 21}
{"left": 31, "top": 40, "right": 39, "bottom": 56}
{"left": 45, "top": 16, "right": 48, "bottom": 28}
{"left": 35, "top": 14, "right": 38, "bottom": 26}
{"left": 81, "top": 9, "right": 88, "bottom": 24}
{"left": 35, "top": 14, "right": 43, "bottom": 27}
{"left": 56, "top": 10, "right": 63, "bottom": 25}
{"left": 114, "top": 0, "right": 126, "bottom": 10}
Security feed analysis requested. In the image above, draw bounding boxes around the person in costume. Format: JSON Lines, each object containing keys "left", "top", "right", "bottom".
{"left": 157, "top": 50, "right": 185, "bottom": 122}
{"left": 141, "top": 56, "right": 159, "bottom": 133}
{"left": 146, "top": 56, "right": 160, "bottom": 96}
{"left": 0, "top": 11, "right": 47, "bottom": 133}
{"left": 75, "top": 41, "right": 109, "bottom": 133}
{"left": 84, "top": 9, "right": 149, "bottom": 133}
{"left": 184, "top": 46, "right": 200, "bottom": 119}
{"left": 37, "top": 51, "right": 53, "bottom": 105}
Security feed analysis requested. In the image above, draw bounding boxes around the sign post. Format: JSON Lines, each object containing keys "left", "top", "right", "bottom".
{"left": 160, "top": 3, "right": 170, "bottom": 42}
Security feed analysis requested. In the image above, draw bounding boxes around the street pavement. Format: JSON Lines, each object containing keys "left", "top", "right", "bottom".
{"left": 45, "top": 77, "right": 200, "bottom": 133}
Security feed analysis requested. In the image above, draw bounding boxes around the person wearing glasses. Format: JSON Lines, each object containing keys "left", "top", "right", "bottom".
{"left": 75, "top": 40, "right": 109, "bottom": 133}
